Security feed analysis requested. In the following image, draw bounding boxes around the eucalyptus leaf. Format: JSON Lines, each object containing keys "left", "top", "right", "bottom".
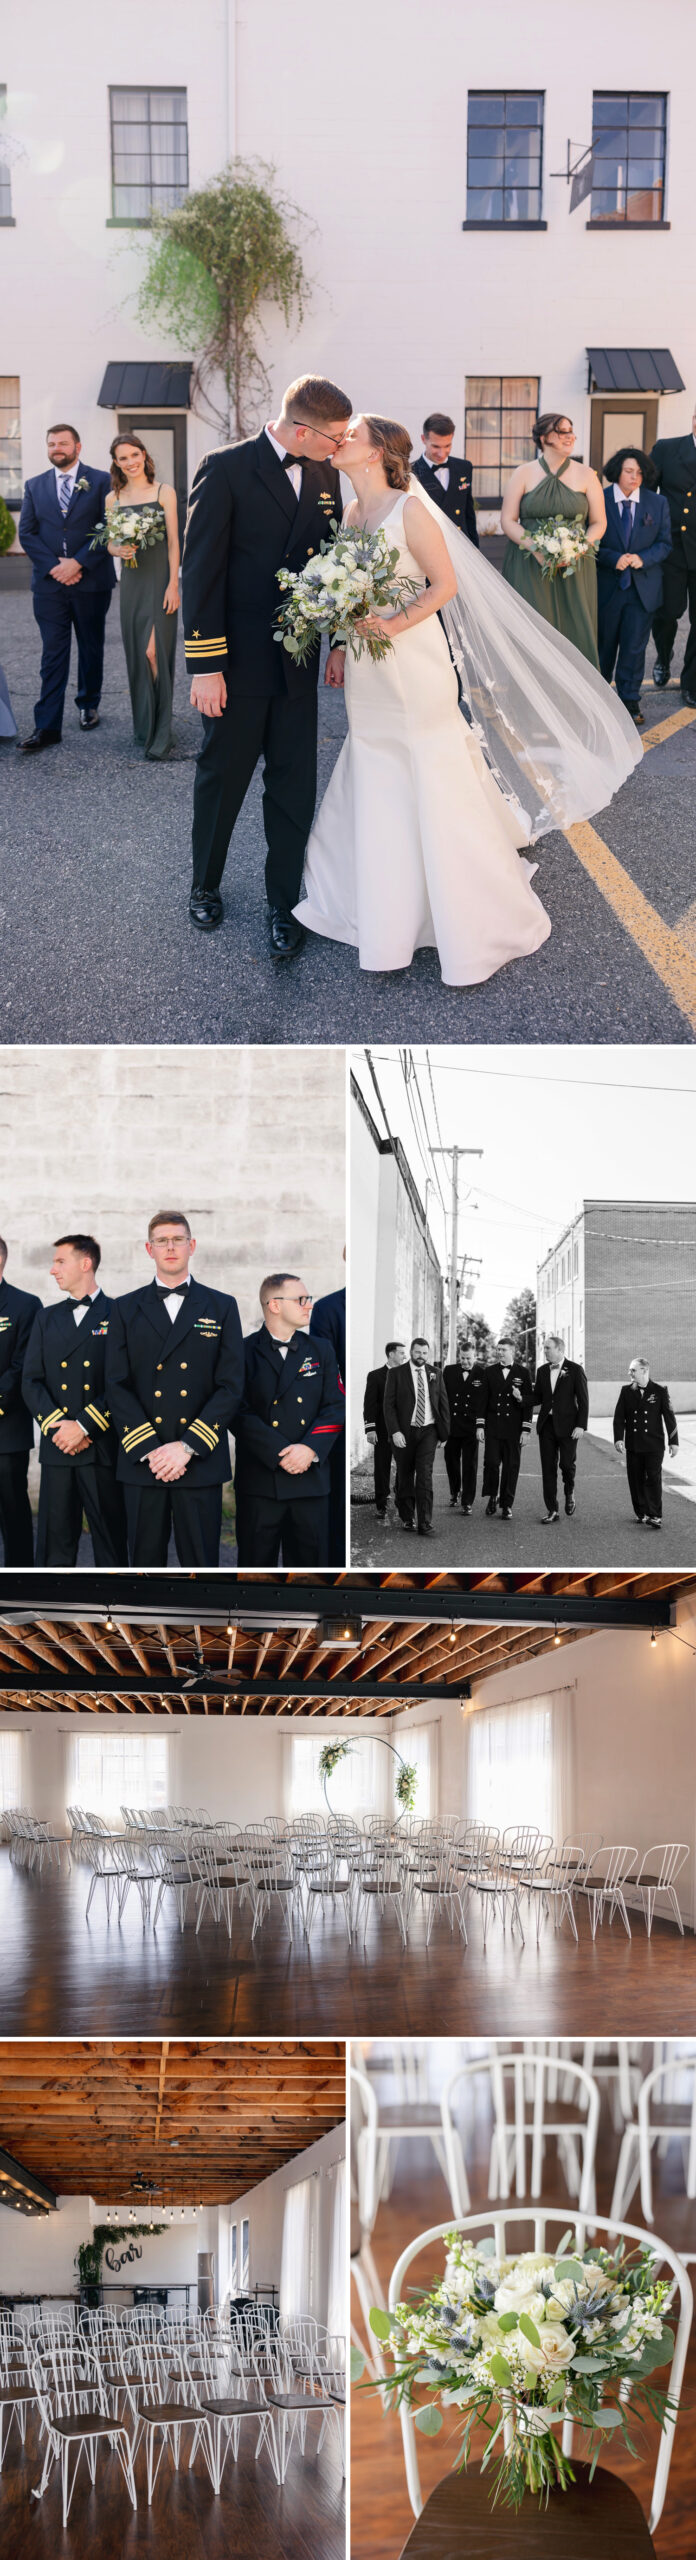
{"left": 350, "top": 2348, "right": 365, "bottom": 2382}
{"left": 369, "top": 2308, "right": 393, "bottom": 2342}
{"left": 591, "top": 2409, "right": 624, "bottom": 2429}
{"left": 498, "top": 2311, "right": 519, "bottom": 2333}
{"left": 415, "top": 2405, "right": 443, "bottom": 2435}
{"left": 554, "top": 2260, "right": 584, "bottom": 2283}
{"left": 518, "top": 2314, "right": 541, "bottom": 2349}
{"left": 555, "top": 2232, "right": 574, "bottom": 2257}
{"left": 571, "top": 2355, "right": 612, "bottom": 2374}
{"left": 489, "top": 2353, "right": 514, "bottom": 2389}
{"left": 476, "top": 2237, "right": 497, "bottom": 2257}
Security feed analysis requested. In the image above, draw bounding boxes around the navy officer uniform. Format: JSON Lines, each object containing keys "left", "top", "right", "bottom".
{"left": 363, "top": 1361, "right": 394, "bottom": 1518}
{"left": 483, "top": 1360, "right": 533, "bottom": 1517}
{"left": 310, "top": 1283, "right": 346, "bottom": 1563}
{"left": 18, "top": 461, "right": 115, "bottom": 741}
{"left": 0, "top": 1271, "right": 42, "bottom": 1565}
{"left": 412, "top": 450, "right": 479, "bottom": 545}
{"left": 651, "top": 426, "right": 696, "bottom": 702}
{"left": 234, "top": 1327, "right": 345, "bottom": 1566}
{"left": 105, "top": 1275, "right": 244, "bottom": 1566}
{"left": 22, "top": 1289, "right": 128, "bottom": 1566}
{"left": 442, "top": 1361, "right": 488, "bottom": 1512}
{"left": 613, "top": 1376, "right": 678, "bottom": 1526}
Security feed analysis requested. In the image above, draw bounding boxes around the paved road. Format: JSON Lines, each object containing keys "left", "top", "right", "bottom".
{"left": 1, "top": 588, "right": 694, "bottom": 1044}
{"left": 350, "top": 1427, "right": 696, "bottom": 1566}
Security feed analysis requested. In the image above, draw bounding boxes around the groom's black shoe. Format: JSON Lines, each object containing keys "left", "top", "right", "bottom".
{"left": 18, "top": 728, "right": 61, "bottom": 753}
{"left": 189, "top": 883, "right": 223, "bottom": 931}
{"left": 79, "top": 708, "right": 100, "bottom": 731}
{"left": 681, "top": 686, "right": 696, "bottom": 708}
{"left": 268, "top": 905, "right": 305, "bottom": 962}
{"left": 652, "top": 660, "right": 671, "bottom": 687}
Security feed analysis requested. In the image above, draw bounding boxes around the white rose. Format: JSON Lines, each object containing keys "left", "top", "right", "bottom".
{"left": 494, "top": 2257, "right": 551, "bottom": 2315}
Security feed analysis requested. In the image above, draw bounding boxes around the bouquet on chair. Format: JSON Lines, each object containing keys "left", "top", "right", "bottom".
{"left": 369, "top": 2231, "right": 676, "bottom": 2509}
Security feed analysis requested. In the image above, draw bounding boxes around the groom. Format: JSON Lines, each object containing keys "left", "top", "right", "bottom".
{"left": 182, "top": 374, "right": 352, "bottom": 959}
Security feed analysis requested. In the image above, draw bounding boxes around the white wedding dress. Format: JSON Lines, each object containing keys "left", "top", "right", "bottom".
{"left": 293, "top": 488, "right": 551, "bottom": 984}
{"left": 293, "top": 478, "right": 642, "bottom": 986}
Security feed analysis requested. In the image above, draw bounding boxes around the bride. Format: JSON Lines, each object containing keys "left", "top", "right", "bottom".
{"left": 293, "top": 414, "right": 642, "bottom": 986}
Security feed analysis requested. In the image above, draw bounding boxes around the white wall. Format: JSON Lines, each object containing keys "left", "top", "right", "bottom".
{"left": 0, "top": 2191, "right": 206, "bottom": 2297}
{"left": 4, "top": 0, "right": 694, "bottom": 523}
{"left": 221, "top": 2120, "right": 345, "bottom": 2312}
{"left": 1, "top": 1707, "right": 396, "bottom": 1830}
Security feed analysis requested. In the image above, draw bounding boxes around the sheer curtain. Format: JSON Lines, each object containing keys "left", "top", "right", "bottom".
{"left": 392, "top": 1723, "right": 438, "bottom": 1819}
{"left": 464, "top": 1688, "right": 575, "bottom": 1842}
{"left": 280, "top": 2178, "right": 313, "bottom": 2318}
{"left": 280, "top": 2157, "right": 347, "bottom": 2330}
{"left": 325, "top": 2158, "right": 347, "bottom": 2339}
{"left": 285, "top": 1732, "right": 389, "bottom": 1822}
{"left": 64, "top": 1731, "right": 170, "bottom": 1819}
{"left": 0, "top": 1731, "right": 24, "bottom": 1816}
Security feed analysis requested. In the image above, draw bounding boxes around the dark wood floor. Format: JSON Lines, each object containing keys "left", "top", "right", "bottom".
{"left": 0, "top": 1852, "right": 693, "bottom": 2038}
{"left": 0, "top": 2399, "right": 343, "bottom": 2560}
{"left": 351, "top": 2057, "right": 696, "bottom": 2560}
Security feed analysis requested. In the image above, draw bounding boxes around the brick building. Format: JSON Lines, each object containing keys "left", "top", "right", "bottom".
{"left": 536, "top": 1200, "right": 696, "bottom": 1412}
{"left": 350, "top": 1075, "right": 445, "bottom": 1461}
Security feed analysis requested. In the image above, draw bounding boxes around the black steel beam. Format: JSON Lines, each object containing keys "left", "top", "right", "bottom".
{"left": 0, "top": 1574, "right": 682, "bottom": 1628}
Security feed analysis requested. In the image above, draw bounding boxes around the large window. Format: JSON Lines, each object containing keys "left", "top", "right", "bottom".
{"left": 591, "top": 93, "right": 666, "bottom": 223}
{"left": 240, "top": 2218, "right": 249, "bottom": 2290}
{"left": 109, "top": 88, "right": 188, "bottom": 221}
{"left": 0, "top": 1732, "right": 24, "bottom": 1813}
{"left": 0, "top": 89, "right": 11, "bottom": 219}
{"left": 230, "top": 2222, "right": 238, "bottom": 2291}
{"left": 66, "top": 1732, "right": 169, "bottom": 1819}
{"left": 0, "top": 377, "right": 21, "bottom": 504}
{"left": 465, "top": 376, "right": 539, "bottom": 507}
{"left": 465, "top": 1690, "right": 574, "bottom": 1843}
{"left": 467, "top": 93, "right": 543, "bottom": 223}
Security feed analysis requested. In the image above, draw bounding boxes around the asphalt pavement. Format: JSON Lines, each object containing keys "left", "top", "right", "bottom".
{"left": 1, "top": 587, "right": 694, "bottom": 1044}
{"left": 350, "top": 1427, "right": 696, "bottom": 1567}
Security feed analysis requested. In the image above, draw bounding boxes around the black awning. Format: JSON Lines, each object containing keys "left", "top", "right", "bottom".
{"left": 587, "top": 347, "right": 684, "bottom": 396}
{"left": 97, "top": 361, "right": 193, "bottom": 410}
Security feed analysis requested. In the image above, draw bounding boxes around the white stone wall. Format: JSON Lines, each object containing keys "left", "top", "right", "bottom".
{"left": 4, "top": 0, "right": 694, "bottom": 522}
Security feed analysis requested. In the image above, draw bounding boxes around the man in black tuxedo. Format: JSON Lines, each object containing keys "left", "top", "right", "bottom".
{"left": 22, "top": 1233, "right": 128, "bottom": 1567}
{"left": 442, "top": 1346, "right": 487, "bottom": 1513}
{"left": 181, "top": 372, "right": 352, "bottom": 958}
{"left": 412, "top": 412, "right": 478, "bottom": 547}
{"left": 310, "top": 1257, "right": 346, "bottom": 1564}
{"left": 613, "top": 1357, "right": 678, "bottom": 1529}
{"left": 533, "top": 1333, "right": 589, "bottom": 1523}
{"left": 234, "top": 1274, "right": 345, "bottom": 1565}
{"left": 106, "top": 1211, "right": 244, "bottom": 1566}
{"left": 0, "top": 1237, "right": 41, "bottom": 1566}
{"left": 363, "top": 1340, "right": 406, "bottom": 1521}
{"left": 482, "top": 1338, "right": 533, "bottom": 1520}
{"left": 651, "top": 401, "right": 696, "bottom": 705}
{"left": 17, "top": 423, "right": 115, "bottom": 750}
{"left": 383, "top": 1336, "right": 450, "bottom": 1538}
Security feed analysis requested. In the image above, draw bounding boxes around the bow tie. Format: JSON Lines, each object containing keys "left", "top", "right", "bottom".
{"left": 282, "top": 452, "right": 302, "bottom": 471}
{"left": 155, "top": 1283, "right": 185, "bottom": 1301}
{"left": 70, "top": 1295, "right": 94, "bottom": 1310}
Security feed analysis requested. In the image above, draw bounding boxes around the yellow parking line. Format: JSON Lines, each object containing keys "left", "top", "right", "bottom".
{"left": 642, "top": 705, "right": 696, "bottom": 752}
{"left": 563, "top": 820, "right": 696, "bottom": 1035}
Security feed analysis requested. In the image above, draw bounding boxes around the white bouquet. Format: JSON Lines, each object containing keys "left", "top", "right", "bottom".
{"left": 518, "top": 514, "right": 591, "bottom": 581}
{"left": 90, "top": 503, "right": 166, "bottom": 559}
{"left": 370, "top": 2231, "right": 676, "bottom": 2508}
{"left": 275, "top": 519, "right": 420, "bottom": 665}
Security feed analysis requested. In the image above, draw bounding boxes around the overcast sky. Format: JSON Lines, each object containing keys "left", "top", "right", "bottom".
{"left": 352, "top": 1047, "right": 696, "bottom": 1331}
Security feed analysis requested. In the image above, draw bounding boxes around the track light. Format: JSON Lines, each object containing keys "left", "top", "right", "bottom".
{"left": 317, "top": 1615, "right": 362, "bottom": 1648}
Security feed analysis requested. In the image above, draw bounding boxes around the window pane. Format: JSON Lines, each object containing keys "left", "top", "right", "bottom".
{"left": 626, "top": 185, "right": 662, "bottom": 218}
{"left": 502, "top": 376, "right": 538, "bottom": 408}
{"left": 241, "top": 2220, "right": 249, "bottom": 2289}
{"left": 0, "top": 375, "right": 21, "bottom": 499}
{"left": 504, "top": 188, "right": 540, "bottom": 219}
{"left": 505, "top": 141, "right": 541, "bottom": 179}
{"left": 591, "top": 188, "right": 626, "bottom": 217}
{"left": 110, "top": 88, "right": 188, "bottom": 214}
{"left": 627, "top": 154, "right": 663, "bottom": 185}
{"left": 593, "top": 93, "right": 628, "bottom": 125}
{"left": 467, "top": 187, "right": 504, "bottom": 219}
{"left": 467, "top": 378, "right": 502, "bottom": 403}
{"left": 468, "top": 94, "right": 505, "bottom": 124}
{"left": 628, "top": 92, "right": 665, "bottom": 125}
{"left": 468, "top": 150, "right": 505, "bottom": 183}
{"left": 506, "top": 95, "right": 543, "bottom": 125}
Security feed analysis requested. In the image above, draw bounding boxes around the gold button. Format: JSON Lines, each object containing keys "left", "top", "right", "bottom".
{"left": 157, "top": 1363, "right": 163, "bottom": 1372}
{"left": 61, "top": 1361, "right": 67, "bottom": 1369}
{"left": 180, "top": 1361, "right": 187, "bottom": 1369}
{"left": 272, "top": 1419, "right": 278, "bottom": 1427}
{"left": 155, "top": 1390, "right": 162, "bottom": 1399}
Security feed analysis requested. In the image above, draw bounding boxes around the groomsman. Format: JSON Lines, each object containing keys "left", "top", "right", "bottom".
{"left": 613, "top": 1358, "right": 678, "bottom": 1530}
{"left": 234, "top": 1274, "right": 345, "bottom": 1565}
{"left": 533, "top": 1334, "right": 589, "bottom": 1522}
{"left": 310, "top": 1254, "right": 346, "bottom": 1563}
{"left": 106, "top": 1212, "right": 244, "bottom": 1566}
{"left": 363, "top": 1341, "right": 406, "bottom": 1521}
{"left": 0, "top": 1237, "right": 41, "bottom": 1566}
{"left": 482, "top": 1338, "right": 533, "bottom": 1519}
{"left": 17, "top": 424, "right": 115, "bottom": 750}
{"left": 22, "top": 1234, "right": 128, "bottom": 1566}
{"left": 442, "top": 1345, "right": 487, "bottom": 1513}
{"left": 651, "top": 399, "right": 696, "bottom": 706}
{"left": 412, "top": 413, "right": 479, "bottom": 546}
{"left": 383, "top": 1337, "right": 450, "bottom": 1537}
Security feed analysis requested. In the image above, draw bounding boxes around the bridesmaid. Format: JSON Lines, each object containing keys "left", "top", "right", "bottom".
{"left": 106, "top": 434, "right": 179, "bottom": 759}
{"left": 501, "top": 412, "right": 606, "bottom": 668}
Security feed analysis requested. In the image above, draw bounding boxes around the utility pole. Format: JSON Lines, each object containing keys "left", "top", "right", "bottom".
{"left": 432, "top": 1148, "right": 483, "bottom": 1362}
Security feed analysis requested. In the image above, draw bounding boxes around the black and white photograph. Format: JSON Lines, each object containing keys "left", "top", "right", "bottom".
{"left": 350, "top": 1047, "right": 696, "bottom": 1565}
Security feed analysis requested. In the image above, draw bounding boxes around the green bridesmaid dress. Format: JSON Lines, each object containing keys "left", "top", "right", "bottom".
{"left": 502, "top": 456, "right": 600, "bottom": 667}
{"left": 119, "top": 490, "right": 177, "bottom": 759}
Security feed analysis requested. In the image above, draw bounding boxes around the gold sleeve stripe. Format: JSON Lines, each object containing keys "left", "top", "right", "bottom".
{"left": 40, "top": 1408, "right": 64, "bottom": 1433}
{"left": 123, "top": 1423, "right": 156, "bottom": 1450}
{"left": 185, "top": 636, "right": 227, "bottom": 648}
{"left": 185, "top": 644, "right": 229, "bottom": 657}
{"left": 190, "top": 1419, "right": 218, "bottom": 1448}
{"left": 85, "top": 1404, "right": 110, "bottom": 1432}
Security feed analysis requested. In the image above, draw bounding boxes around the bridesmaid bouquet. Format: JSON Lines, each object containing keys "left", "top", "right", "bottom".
{"left": 519, "top": 515, "right": 591, "bottom": 581}
{"left": 90, "top": 503, "right": 166, "bottom": 558}
{"left": 370, "top": 2231, "right": 676, "bottom": 2509}
{"left": 275, "top": 520, "right": 420, "bottom": 664}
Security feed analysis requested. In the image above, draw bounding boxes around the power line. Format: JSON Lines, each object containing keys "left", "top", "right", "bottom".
{"left": 366, "top": 1055, "right": 696, "bottom": 1101}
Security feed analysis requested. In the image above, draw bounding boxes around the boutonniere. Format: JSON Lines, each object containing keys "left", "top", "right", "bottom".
{"left": 76, "top": 476, "right": 90, "bottom": 493}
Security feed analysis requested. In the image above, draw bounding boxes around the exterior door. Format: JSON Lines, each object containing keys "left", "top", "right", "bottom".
{"left": 116, "top": 410, "right": 188, "bottom": 539}
{"left": 589, "top": 396, "right": 659, "bottom": 472}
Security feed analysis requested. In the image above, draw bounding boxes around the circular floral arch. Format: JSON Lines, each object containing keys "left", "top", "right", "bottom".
{"left": 318, "top": 1735, "right": 417, "bottom": 1818}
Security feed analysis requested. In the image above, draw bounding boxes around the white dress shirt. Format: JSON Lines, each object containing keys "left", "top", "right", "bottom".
{"left": 158, "top": 1272, "right": 191, "bottom": 1323}
{"left": 265, "top": 424, "right": 302, "bottom": 501}
{"left": 549, "top": 1362, "right": 562, "bottom": 1395}
{"left": 69, "top": 1286, "right": 101, "bottom": 1328}
{"left": 422, "top": 454, "right": 450, "bottom": 491}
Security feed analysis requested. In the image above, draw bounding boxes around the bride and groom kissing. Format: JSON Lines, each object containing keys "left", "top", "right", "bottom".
{"left": 182, "top": 374, "right": 642, "bottom": 987}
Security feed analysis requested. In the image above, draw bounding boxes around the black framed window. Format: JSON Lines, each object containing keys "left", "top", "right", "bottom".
{"left": 467, "top": 92, "right": 543, "bottom": 223}
{"left": 0, "top": 376, "right": 21, "bottom": 504}
{"left": 109, "top": 88, "right": 188, "bottom": 221}
{"left": 465, "top": 375, "right": 539, "bottom": 507}
{"left": 591, "top": 92, "right": 666, "bottom": 222}
{"left": 0, "top": 88, "right": 11, "bottom": 219}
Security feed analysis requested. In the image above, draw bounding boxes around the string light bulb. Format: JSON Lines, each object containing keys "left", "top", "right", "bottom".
{"left": 651, "top": 1628, "right": 657, "bottom": 1647}
{"left": 553, "top": 1625, "right": 561, "bottom": 1646}
{"left": 449, "top": 1623, "right": 456, "bottom": 1647}
{"left": 105, "top": 1609, "right": 113, "bottom": 1632}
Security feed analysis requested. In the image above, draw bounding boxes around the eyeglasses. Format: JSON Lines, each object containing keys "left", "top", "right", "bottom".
{"left": 290, "top": 420, "right": 347, "bottom": 450}
{"left": 276, "top": 1292, "right": 313, "bottom": 1308}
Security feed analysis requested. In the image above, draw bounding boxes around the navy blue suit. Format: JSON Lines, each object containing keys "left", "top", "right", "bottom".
{"left": 597, "top": 486, "right": 672, "bottom": 706}
{"left": 18, "top": 464, "right": 115, "bottom": 734}
{"left": 310, "top": 1284, "right": 346, "bottom": 1564}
